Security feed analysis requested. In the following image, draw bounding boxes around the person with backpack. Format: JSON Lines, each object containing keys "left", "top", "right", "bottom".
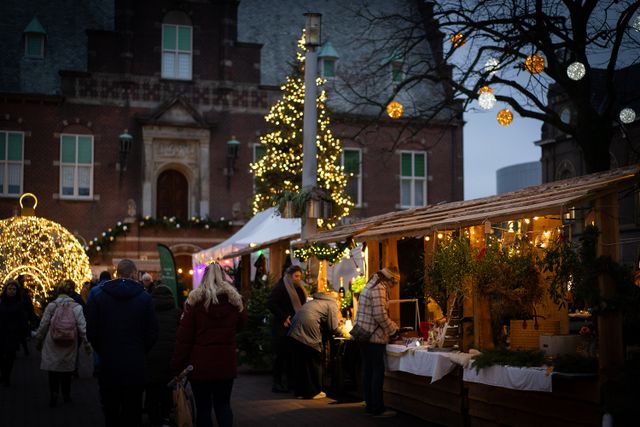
{"left": 34, "top": 280, "right": 90, "bottom": 407}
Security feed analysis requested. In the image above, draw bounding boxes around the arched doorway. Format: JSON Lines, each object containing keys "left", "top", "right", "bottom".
{"left": 157, "top": 169, "right": 188, "bottom": 219}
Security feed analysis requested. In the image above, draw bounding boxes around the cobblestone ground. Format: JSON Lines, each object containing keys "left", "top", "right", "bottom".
{"left": 0, "top": 342, "right": 434, "bottom": 427}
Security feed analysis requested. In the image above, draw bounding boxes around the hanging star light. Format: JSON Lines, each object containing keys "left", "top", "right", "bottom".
{"left": 386, "top": 101, "right": 404, "bottom": 119}
{"left": 484, "top": 58, "right": 500, "bottom": 77}
{"left": 566, "top": 62, "right": 586, "bottom": 81}
{"left": 524, "top": 53, "right": 545, "bottom": 74}
{"left": 450, "top": 33, "right": 465, "bottom": 48}
{"left": 0, "top": 194, "right": 92, "bottom": 309}
{"left": 497, "top": 108, "right": 513, "bottom": 126}
{"left": 619, "top": 108, "right": 636, "bottom": 124}
{"left": 479, "top": 92, "right": 497, "bottom": 110}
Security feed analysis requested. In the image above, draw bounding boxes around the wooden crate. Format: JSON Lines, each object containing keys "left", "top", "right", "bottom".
{"left": 510, "top": 319, "right": 560, "bottom": 350}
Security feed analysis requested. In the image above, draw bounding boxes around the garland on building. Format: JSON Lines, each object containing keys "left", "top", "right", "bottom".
{"left": 293, "top": 241, "right": 352, "bottom": 264}
{"left": 85, "top": 216, "right": 232, "bottom": 257}
{"left": 250, "top": 33, "right": 353, "bottom": 229}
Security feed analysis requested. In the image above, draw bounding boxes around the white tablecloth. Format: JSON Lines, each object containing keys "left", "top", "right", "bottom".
{"left": 463, "top": 364, "right": 553, "bottom": 392}
{"left": 385, "top": 345, "right": 457, "bottom": 383}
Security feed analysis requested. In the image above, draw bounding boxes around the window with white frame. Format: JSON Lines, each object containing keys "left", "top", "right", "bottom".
{"left": 0, "top": 131, "right": 24, "bottom": 197}
{"left": 399, "top": 151, "right": 426, "bottom": 208}
{"left": 161, "top": 24, "right": 192, "bottom": 80}
{"left": 60, "top": 134, "right": 93, "bottom": 198}
{"left": 25, "top": 33, "right": 44, "bottom": 58}
{"left": 342, "top": 148, "right": 362, "bottom": 207}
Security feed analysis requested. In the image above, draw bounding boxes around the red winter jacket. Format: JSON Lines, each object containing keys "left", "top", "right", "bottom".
{"left": 171, "top": 294, "right": 247, "bottom": 382}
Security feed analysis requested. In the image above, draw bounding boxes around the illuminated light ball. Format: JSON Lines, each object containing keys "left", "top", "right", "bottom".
{"left": 497, "top": 108, "right": 514, "bottom": 126}
{"left": 524, "top": 53, "right": 545, "bottom": 74}
{"left": 566, "top": 61, "right": 586, "bottom": 81}
{"left": 619, "top": 108, "right": 636, "bottom": 124}
{"left": 633, "top": 15, "right": 640, "bottom": 32}
{"left": 484, "top": 58, "right": 500, "bottom": 76}
{"left": 0, "top": 216, "right": 92, "bottom": 308}
{"left": 478, "top": 92, "right": 497, "bottom": 110}
{"left": 386, "top": 101, "right": 404, "bottom": 119}
{"left": 450, "top": 33, "right": 465, "bottom": 48}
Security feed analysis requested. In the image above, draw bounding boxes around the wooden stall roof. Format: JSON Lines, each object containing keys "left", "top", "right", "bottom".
{"left": 222, "top": 233, "right": 299, "bottom": 259}
{"left": 303, "top": 165, "right": 640, "bottom": 244}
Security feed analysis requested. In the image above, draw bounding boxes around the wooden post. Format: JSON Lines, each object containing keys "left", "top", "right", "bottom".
{"left": 382, "top": 238, "right": 400, "bottom": 325}
{"left": 317, "top": 260, "right": 327, "bottom": 292}
{"left": 594, "top": 193, "right": 623, "bottom": 393}
{"left": 240, "top": 254, "right": 251, "bottom": 299}
{"left": 474, "top": 223, "right": 494, "bottom": 349}
{"left": 268, "top": 242, "right": 286, "bottom": 279}
{"left": 366, "top": 240, "right": 380, "bottom": 277}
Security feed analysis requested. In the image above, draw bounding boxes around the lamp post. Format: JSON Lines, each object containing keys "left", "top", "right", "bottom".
{"left": 118, "top": 129, "right": 133, "bottom": 172}
{"left": 301, "top": 12, "right": 321, "bottom": 240}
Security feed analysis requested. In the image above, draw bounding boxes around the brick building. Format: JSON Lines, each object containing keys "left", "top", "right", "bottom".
{"left": 0, "top": 0, "right": 463, "bottom": 285}
{"left": 535, "top": 64, "right": 640, "bottom": 264}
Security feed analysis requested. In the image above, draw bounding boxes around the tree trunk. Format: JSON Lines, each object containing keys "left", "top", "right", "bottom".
{"left": 576, "top": 114, "right": 613, "bottom": 174}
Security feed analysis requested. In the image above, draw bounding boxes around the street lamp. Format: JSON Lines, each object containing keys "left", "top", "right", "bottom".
{"left": 301, "top": 12, "right": 322, "bottom": 240}
{"left": 119, "top": 129, "right": 133, "bottom": 172}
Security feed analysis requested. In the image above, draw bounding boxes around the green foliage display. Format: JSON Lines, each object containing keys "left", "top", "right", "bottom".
{"left": 237, "top": 280, "right": 273, "bottom": 371}
{"left": 350, "top": 275, "right": 367, "bottom": 294}
{"left": 471, "top": 348, "right": 547, "bottom": 373}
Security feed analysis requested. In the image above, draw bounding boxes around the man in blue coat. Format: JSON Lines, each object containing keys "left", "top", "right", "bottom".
{"left": 86, "top": 259, "right": 158, "bottom": 427}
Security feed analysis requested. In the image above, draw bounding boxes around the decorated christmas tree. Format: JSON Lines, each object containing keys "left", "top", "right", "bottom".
{"left": 251, "top": 34, "right": 352, "bottom": 229}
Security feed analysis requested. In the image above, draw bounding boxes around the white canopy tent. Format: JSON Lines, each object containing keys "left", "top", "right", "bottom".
{"left": 192, "top": 208, "right": 300, "bottom": 286}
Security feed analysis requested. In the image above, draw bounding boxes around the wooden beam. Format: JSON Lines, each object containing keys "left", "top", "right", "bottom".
{"left": 240, "top": 254, "right": 251, "bottom": 299}
{"left": 382, "top": 238, "right": 400, "bottom": 325}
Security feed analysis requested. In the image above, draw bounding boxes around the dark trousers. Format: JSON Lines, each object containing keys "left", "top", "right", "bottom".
{"left": 191, "top": 380, "right": 234, "bottom": 427}
{"left": 48, "top": 371, "right": 71, "bottom": 398}
{"left": 100, "top": 380, "right": 144, "bottom": 427}
{"left": 0, "top": 350, "right": 16, "bottom": 384}
{"left": 145, "top": 384, "right": 172, "bottom": 426}
{"left": 360, "top": 342, "right": 386, "bottom": 415}
{"left": 272, "top": 335, "right": 293, "bottom": 390}
{"left": 291, "top": 339, "right": 323, "bottom": 398}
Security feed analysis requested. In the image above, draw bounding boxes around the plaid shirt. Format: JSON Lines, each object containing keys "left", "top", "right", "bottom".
{"left": 354, "top": 274, "right": 398, "bottom": 344}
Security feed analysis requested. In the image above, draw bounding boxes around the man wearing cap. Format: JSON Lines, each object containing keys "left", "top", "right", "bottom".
{"left": 353, "top": 266, "right": 401, "bottom": 418}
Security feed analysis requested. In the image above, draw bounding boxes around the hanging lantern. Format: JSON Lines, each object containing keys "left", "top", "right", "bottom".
{"left": 484, "top": 58, "right": 500, "bottom": 77}
{"left": 633, "top": 15, "right": 640, "bottom": 32}
{"left": 386, "top": 101, "right": 403, "bottom": 119}
{"left": 566, "top": 62, "right": 586, "bottom": 81}
{"left": 524, "top": 53, "right": 545, "bottom": 74}
{"left": 450, "top": 33, "right": 465, "bottom": 48}
{"left": 478, "top": 86, "right": 493, "bottom": 94}
{"left": 478, "top": 92, "right": 496, "bottom": 110}
{"left": 619, "top": 108, "right": 636, "bottom": 124}
{"left": 497, "top": 109, "right": 513, "bottom": 126}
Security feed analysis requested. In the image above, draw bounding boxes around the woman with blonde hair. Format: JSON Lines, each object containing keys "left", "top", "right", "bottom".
{"left": 35, "top": 280, "right": 90, "bottom": 406}
{"left": 171, "top": 263, "right": 247, "bottom": 427}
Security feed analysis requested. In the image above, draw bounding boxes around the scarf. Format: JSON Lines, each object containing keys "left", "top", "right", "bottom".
{"left": 283, "top": 274, "right": 308, "bottom": 313}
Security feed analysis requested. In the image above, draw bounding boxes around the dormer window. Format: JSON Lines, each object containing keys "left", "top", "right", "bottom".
{"left": 318, "top": 41, "right": 339, "bottom": 79}
{"left": 24, "top": 17, "right": 46, "bottom": 58}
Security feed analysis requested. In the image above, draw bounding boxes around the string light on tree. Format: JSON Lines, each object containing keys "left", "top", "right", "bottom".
{"left": 633, "top": 15, "right": 640, "bottom": 32}
{"left": 250, "top": 33, "right": 352, "bottom": 229}
{"left": 566, "top": 62, "right": 586, "bottom": 81}
{"left": 386, "top": 101, "right": 404, "bottom": 119}
{"left": 619, "top": 108, "right": 636, "bottom": 124}
{"left": 497, "top": 108, "right": 513, "bottom": 126}
{"left": 484, "top": 58, "right": 500, "bottom": 77}
{"left": 524, "top": 53, "right": 545, "bottom": 74}
{"left": 478, "top": 87, "right": 496, "bottom": 110}
{"left": 450, "top": 33, "right": 465, "bottom": 48}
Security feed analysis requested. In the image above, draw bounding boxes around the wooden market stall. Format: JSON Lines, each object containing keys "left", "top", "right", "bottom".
{"left": 300, "top": 165, "right": 640, "bottom": 426}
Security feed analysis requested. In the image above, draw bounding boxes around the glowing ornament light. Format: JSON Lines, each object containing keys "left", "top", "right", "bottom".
{"left": 478, "top": 86, "right": 493, "bottom": 94}
{"left": 484, "top": 58, "right": 499, "bottom": 76}
{"left": 619, "top": 108, "right": 636, "bottom": 124}
{"left": 386, "top": 101, "right": 404, "bottom": 119}
{"left": 633, "top": 15, "right": 640, "bottom": 32}
{"left": 450, "top": 33, "right": 465, "bottom": 48}
{"left": 566, "top": 62, "right": 586, "bottom": 81}
{"left": 497, "top": 109, "right": 513, "bottom": 126}
{"left": 524, "top": 53, "right": 545, "bottom": 74}
{"left": 0, "top": 194, "right": 92, "bottom": 309}
{"left": 478, "top": 92, "right": 497, "bottom": 110}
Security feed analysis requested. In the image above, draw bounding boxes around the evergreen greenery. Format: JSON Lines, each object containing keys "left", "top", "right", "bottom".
{"left": 237, "top": 279, "right": 274, "bottom": 371}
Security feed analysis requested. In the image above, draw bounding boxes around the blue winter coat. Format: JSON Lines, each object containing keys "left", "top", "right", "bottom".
{"left": 85, "top": 278, "right": 158, "bottom": 385}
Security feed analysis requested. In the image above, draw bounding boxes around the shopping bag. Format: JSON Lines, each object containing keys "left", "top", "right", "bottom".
{"left": 169, "top": 365, "right": 196, "bottom": 427}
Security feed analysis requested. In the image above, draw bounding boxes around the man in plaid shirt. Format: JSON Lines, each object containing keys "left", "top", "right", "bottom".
{"left": 354, "top": 267, "right": 400, "bottom": 417}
